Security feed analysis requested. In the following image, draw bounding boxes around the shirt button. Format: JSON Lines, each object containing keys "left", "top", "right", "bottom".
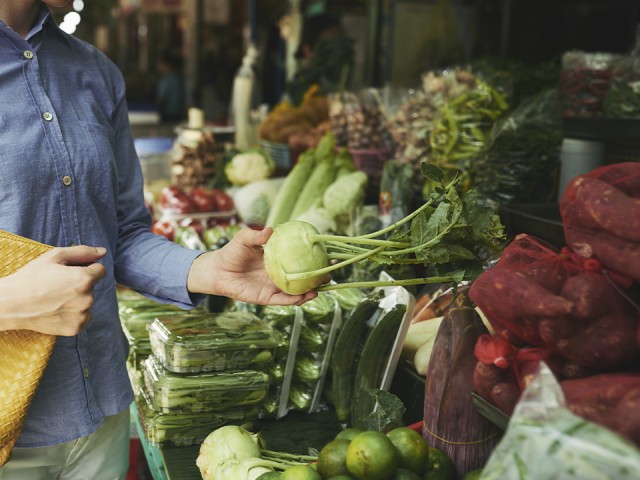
{"left": 42, "top": 112, "right": 53, "bottom": 122}
{"left": 62, "top": 175, "right": 72, "bottom": 186}
{"left": 83, "top": 368, "right": 89, "bottom": 378}
{"left": 23, "top": 50, "right": 34, "bottom": 60}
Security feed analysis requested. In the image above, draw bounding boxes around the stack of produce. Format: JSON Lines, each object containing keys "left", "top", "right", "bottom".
{"left": 265, "top": 132, "right": 368, "bottom": 236}
{"left": 172, "top": 131, "right": 226, "bottom": 189}
{"left": 150, "top": 184, "right": 239, "bottom": 251}
{"left": 428, "top": 76, "right": 509, "bottom": 192}
{"left": 468, "top": 226, "right": 640, "bottom": 445}
{"left": 258, "top": 86, "right": 331, "bottom": 156}
{"left": 136, "top": 311, "right": 277, "bottom": 446}
{"left": 117, "top": 291, "right": 196, "bottom": 394}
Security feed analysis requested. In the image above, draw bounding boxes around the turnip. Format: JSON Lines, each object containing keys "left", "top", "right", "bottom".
{"left": 263, "top": 165, "right": 505, "bottom": 294}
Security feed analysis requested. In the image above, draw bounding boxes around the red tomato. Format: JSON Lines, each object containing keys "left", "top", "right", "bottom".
{"left": 189, "top": 187, "right": 218, "bottom": 213}
{"left": 159, "top": 185, "right": 197, "bottom": 214}
{"left": 210, "top": 189, "right": 234, "bottom": 212}
{"left": 151, "top": 219, "right": 176, "bottom": 241}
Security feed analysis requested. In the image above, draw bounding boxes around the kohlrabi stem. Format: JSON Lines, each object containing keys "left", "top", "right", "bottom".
{"left": 317, "top": 276, "right": 458, "bottom": 291}
{"left": 311, "top": 234, "right": 409, "bottom": 248}
{"left": 354, "top": 178, "right": 458, "bottom": 240}
{"left": 329, "top": 253, "right": 424, "bottom": 264}
{"left": 286, "top": 246, "right": 386, "bottom": 281}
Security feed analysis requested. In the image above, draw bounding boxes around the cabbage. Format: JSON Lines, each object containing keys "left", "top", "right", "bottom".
{"left": 225, "top": 149, "right": 275, "bottom": 186}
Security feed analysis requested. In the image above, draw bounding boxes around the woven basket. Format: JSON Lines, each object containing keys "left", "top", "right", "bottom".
{"left": 0, "top": 231, "right": 56, "bottom": 466}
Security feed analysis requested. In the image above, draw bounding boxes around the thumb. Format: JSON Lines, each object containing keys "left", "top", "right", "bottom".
{"left": 236, "top": 227, "right": 272, "bottom": 247}
{"left": 50, "top": 245, "right": 107, "bottom": 266}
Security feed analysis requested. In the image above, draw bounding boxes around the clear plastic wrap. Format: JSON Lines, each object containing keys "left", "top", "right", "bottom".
{"left": 472, "top": 89, "right": 563, "bottom": 206}
{"left": 142, "top": 356, "right": 270, "bottom": 414}
{"left": 147, "top": 311, "right": 278, "bottom": 373}
{"left": 481, "top": 362, "right": 640, "bottom": 479}
{"left": 559, "top": 50, "right": 622, "bottom": 118}
{"left": 605, "top": 26, "right": 640, "bottom": 118}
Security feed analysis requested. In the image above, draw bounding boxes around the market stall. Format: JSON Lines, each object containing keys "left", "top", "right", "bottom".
{"left": 115, "top": 5, "right": 640, "bottom": 479}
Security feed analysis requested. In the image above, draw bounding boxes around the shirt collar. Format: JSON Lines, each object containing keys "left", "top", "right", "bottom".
{"left": 26, "top": 4, "right": 56, "bottom": 41}
{"left": 0, "top": 4, "right": 57, "bottom": 41}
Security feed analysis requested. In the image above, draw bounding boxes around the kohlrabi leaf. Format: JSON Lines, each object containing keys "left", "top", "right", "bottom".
{"left": 361, "top": 390, "right": 406, "bottom": 433}
{"left": 420, "top": 162, "right": 445, "bottom": 183}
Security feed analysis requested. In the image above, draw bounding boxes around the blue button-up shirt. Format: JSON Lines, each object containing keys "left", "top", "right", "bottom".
{"left": 1, "top": 8, "right": 203, "bottom": 447}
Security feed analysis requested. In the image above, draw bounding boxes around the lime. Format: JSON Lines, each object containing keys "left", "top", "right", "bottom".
{"left": 423, "top": 447, "right": 455, "bottom": 480}
{"left": 257, "top": 473, "right": 282, "bottom": 480}
{"left": 386, "top": 427, "right": 429, "bottom": 475}
{"left": 335, "top": 428, "right": 364, "bottom": 442}
{"left": 280, "top": 465, "right": 322, "bottom": 480}
{"left": 317, "top": 438, "right": 351, "bottom": 478}
{"left": 326, "top": 476, "right": 357, "bottom": 480}
{"left": 393, "top": 468, "right": 422, "bottom": 480}
{"left": 346, "top": 430, "right": 399, "bottom": 480}
{"left": 462, "top": 469, "right": 483, "bottom": 479}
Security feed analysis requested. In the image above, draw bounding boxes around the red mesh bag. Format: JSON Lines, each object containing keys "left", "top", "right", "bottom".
{"left": 559, "top": 161, "right": 640, "bottom": 284}
{"left": 469, "top": 233, "right": 640, "bottom": 371}
{"left": 471, "top": 333, "right": 587, "bottom": 415}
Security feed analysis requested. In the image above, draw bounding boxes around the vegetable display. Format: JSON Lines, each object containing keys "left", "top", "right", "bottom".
{"left": 263, "top": 164, "right": 505, "bottom": 295}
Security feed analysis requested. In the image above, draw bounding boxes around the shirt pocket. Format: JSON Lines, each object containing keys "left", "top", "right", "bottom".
{"left": 74, "top": 121, "right": 119, "bottom": 213}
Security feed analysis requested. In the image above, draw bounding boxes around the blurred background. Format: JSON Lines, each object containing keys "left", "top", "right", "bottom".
{"left": 51, "top": 0, "right": 640, "bottom": 128}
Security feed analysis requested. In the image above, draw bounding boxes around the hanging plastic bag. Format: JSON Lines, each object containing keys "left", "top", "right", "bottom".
{"left": 481, "top": 362, "right": 640, "bottom": 479}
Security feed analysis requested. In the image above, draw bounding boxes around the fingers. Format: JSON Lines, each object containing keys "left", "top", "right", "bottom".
{"left": 233, "top": 227, "right": 272, "bottom": 247}
{"left": 49, "top": 245, "right": 107, "bottom": 266}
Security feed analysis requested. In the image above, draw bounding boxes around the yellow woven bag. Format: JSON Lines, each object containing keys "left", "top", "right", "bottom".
{"left": 0, "top": 230, "right": 56, "bottom": 466}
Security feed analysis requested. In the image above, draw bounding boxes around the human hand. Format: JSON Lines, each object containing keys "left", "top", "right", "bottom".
{"left": 0, "top": 245, "right": 107, "bottom": 336}
{"left": 187, "top": 227, "right": 320, "bottom": 306}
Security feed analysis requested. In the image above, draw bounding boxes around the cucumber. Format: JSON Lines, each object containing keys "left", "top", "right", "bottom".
{"left": 330, "top": 298, "right": 380, "bottom": 423}
{"left": 350, "top": 304, "right": 407, "bottom": 428}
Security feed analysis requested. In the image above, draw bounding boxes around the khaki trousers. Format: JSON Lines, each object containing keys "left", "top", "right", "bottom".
{"left": 0, "top": 409, "right": 130, "bottom": 480}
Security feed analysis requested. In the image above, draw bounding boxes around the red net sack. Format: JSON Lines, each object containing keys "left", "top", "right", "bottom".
{"left": 469, "top": 233, "right": 640, "bottom": 371}
{"left": 559, "top": 161, "right": 640, "bottom": 284}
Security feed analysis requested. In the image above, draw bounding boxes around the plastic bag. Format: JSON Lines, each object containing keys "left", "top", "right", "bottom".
{"left": 559, "top": 50, "right": 622, "bottom": 118}
{"left": 605, "top": 25, "right": 640, "bottom": 119}
{"left": 481, "top": 362, "right": 640, "bottom": 479}
{"left": 473, "top": 90, "right": 563, "bottom": 206}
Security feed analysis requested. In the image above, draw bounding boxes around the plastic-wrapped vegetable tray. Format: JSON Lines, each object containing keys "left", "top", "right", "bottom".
{"left": 147, "top": 311, "right": 278, "bottom": 373}
{"left": 142, "top": 355, "right": 270, "bottom": 414}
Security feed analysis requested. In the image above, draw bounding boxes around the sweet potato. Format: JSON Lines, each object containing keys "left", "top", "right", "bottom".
{"left": 572, "top": 176, "right": 640, "bottom": 242}
{"left": 557, "top": 314, "right": 640, "bottom": 370}
{"left": 490, "top": 382, "right": 520, "bottom": 416}
{"left": 565, "top": 226, "right": 640, "bottom": 282}
{"left": 560, "top": 272, "right": 624, "bottom": 319}
{"left": 520, "top": 262, "right": 567, "bottom": 294}
{"left": 562, "top": 372, "right": 640, "bottom": 444}
{"left": 473, "top": 362, "right": 510, "bottom": 400}
{"left": 538, "top": 315, "right": 582, "bottom": 347}
{"left": 607, "top": 389, "right": 640, "bottom": 444}
{"left": 470, "top": 268, "right": 574, "bottom": 320}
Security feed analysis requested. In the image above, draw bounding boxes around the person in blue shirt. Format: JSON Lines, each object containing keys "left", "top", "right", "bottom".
{"left": 0, "top": 1, "right": 317, "bottom": 478}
